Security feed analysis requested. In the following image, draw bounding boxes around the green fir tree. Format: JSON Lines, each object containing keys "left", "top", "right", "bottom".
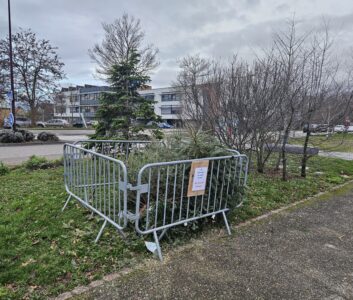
{"left": 94, "top": 49, "right": 161, "bottom": 139}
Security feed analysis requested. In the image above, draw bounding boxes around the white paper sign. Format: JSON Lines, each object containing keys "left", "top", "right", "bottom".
{"left": 187, "top": 160, "right": 209, "bottom": 197}
{"left": 192, "top": 167, "right": 208, "bottom": 191}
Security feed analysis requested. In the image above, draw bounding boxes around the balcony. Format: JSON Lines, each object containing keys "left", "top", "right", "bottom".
{"left": 160, "top": 105, "right": 182, "bottom": 115}
{"left": 80, "top": 99, "right": 100, "bottom": 106}
{"left": 82, "top": 112, "right": 96, "bottom": 117}
{"left": 161, "top": 93, "right": 181, "bottom": 102}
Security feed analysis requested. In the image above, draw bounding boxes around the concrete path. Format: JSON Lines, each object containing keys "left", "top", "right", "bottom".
{"left": 319, "top": 151, "right": 353, "bottom": 160}
{"left": 74, "top": 184, "right": 353, "bottom": 300}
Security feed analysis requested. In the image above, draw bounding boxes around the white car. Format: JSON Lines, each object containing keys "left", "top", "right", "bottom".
{"left": 37, "top": 119, "right": 70, "bottom": 128}
{"left": 347, "top": 126, "right": 353, "bottom": 133}
{"left": 334, "top": 125, "right": 346, "bottom": 133}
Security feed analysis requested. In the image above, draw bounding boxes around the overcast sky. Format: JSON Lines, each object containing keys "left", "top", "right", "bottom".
{"left": 1, "top": 0, "right": 353, "bottom": 88}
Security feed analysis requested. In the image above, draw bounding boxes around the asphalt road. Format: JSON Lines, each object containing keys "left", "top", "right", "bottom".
{"left": 0, "top": 130, "right": 349, "bottom": 165}
{"left": 0, "top": 129, "right": 92, "bottom": 165}
{"left": 0, "top": 143, "right": 65, "bottom": 165}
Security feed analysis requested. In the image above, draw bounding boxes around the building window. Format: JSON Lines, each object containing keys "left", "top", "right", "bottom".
{"left": 161, "top": 93, "right": 181, "bottom": 101}
{"left": 161, "top": 105, "right": 182, "bottom": 115}
{"left": 70, "top": 107, "right": 79, "bottom": 113}
{"left": 81, "top": 94, "right": 89, "bottom": 101}
{"left": 142, "top": 94, "right": 155, "bottom": 101}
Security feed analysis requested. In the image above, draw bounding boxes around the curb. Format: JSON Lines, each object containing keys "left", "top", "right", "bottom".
{"left": 0, "top": 141, "right": 67, "bottom": 147}
{"left": 52, "top": 179, "right": 353, "bottom": 300}
{"left": 52, "top": 268, "right": 133, "bottom": 300}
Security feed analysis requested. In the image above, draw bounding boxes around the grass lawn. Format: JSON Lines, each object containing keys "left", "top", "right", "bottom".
{"left": 1, "top": 155, "right": 353, "bottom": 299}
{"left": 0, "top": 167, "right": 147, "bottom": 299}
{"left": 289, "top": 133, "right": 353, "bottom": 153}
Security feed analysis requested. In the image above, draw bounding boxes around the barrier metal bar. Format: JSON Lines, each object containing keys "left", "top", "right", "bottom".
{"left": 73, "top": 140, "right": 156, "bottom": 160}
{"left": 134, "top": 153, "right": 248, "bottom": 261}
{"left": 63, "top": 143, "right": 128, "bottom": 241}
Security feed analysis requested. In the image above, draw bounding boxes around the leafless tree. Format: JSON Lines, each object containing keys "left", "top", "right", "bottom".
{"left": 176, "top": 19, "right": 353, "bottom": 179}
{"left": 174, "top": 55, "right": 211, "bottom": 130}
{"left": 176, "top": 55, "right": 284, "bottom": 172}
{"left": 271, "top": 19, "right": 308, "bottom": 180}
{"left": 298, "top": 25, "right": 334, "bottom": 177}
{"left": 89, "top": 13, "right": 159, "bottom": 77}
{"left": 0, "top": 28, "right": 65, "bottom": 126}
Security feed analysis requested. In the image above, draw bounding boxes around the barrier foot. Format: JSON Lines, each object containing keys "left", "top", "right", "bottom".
{"left": 222, "top": 211, "right": 231, "bottom": 235}
{"left": 95, "top": 219, "right": 107, "bottom": 243}
{"left": 153, "top": 231, "right": 163, "bottom": 262}
{"left": 62, "top": 195, "right": 72, "bottom": 212}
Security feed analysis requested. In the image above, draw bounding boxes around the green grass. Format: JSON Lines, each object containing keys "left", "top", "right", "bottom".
{"left": 0, "top": 167, "right": 147, "bottom": 299}
{"left": 289, "top": 133, "right": 353, "bottom": 152}
{"left": 1, "top": 155, "right": 353, "bottom": 299}
{"left": 232, "top": 154, "right": 353, "bottom": 223}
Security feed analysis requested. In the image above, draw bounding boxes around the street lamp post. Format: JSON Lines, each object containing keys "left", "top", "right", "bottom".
{"left": 8, "top": 0, "right": 16, "bottom": 131}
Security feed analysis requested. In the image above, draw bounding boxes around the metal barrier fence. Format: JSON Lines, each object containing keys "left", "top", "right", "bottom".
{"left": 63, "top": 140, "right": 248, "bottom": 261}
{"left": 73, "top": 140, "right": 157, "bottom": 161}
{"left": 63, "top": 143, "right": 128, "bottom": 241}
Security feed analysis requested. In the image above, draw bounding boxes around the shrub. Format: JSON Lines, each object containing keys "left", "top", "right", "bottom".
{"left": 18, "top": 129, "right": 34, "bottom": 142}
{"left": 123, "top": 130, "right": 244, "bottom": 235}
{"left": 23, "top": 155, "right": 49, "bottom": 170}
{"left": 0, "top": 131, "right": 24, "bottom": 143}
{"left": 0, "top": 161, "right": 10, "bottom": 176}
{"left": 0, "top": 130, "right": 35, "bottom": 143}
{"left": 37, "top": 132, "right": 59, "bottom": 142}
{"left": 23, "top": 155, "right": 63, "bottom": 170}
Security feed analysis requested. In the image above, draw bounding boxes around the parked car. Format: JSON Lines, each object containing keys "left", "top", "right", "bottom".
{"left": 3, "top": 117, "right": 31, "bottom": 128}
{"left": 146, "top": 121, "right": 173, "bottom": 129}
{"left": 303, "top": 124, "right": 318, "bottom": 133}
{"left": 334, "top": 125, "right": 346, "bottom": 133}
{"left": 72, "top": 121, "right": 84, "bottom": 128}
{"left": 315, "top": 124, "right": 330, "bottom": 133}
{"left": 347, "top": 126, "right": 353, "bottom": 133}
{"left": 86, "top": 120, "right": 98, "bottom": 126}
{"left": 36, "top": 121, "right": 45, "bottom": 127}
{"left": 158, "top": 122, "right": 173, "bottom": 129}
{"left": 36, "top": 119, "right": 69, "bottom": 128}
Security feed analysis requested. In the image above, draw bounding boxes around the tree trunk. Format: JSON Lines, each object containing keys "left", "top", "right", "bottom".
{"left": 257, "top": 145, "right": 265, "bottom": 173}
{"left": 275, "top": 132, "right": 283, "bottom": 171}
{"left": 275, "top": 151, "right": 281, "bottom": 171}
{"left": 30, "top": 104, "right": 37, "bottom": 127}
{"left": 301, "top": 130, "right": 310, "bottom": 178}
{"left": 281, "top": 128, "right": 290, "bottom": 181}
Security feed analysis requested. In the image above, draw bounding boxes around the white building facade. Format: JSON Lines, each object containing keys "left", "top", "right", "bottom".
{"left": 54, "top": 85, "right": 184, "bottom": 125}
{"left": 139, "top": 87, "right": 183, "bottom": 125}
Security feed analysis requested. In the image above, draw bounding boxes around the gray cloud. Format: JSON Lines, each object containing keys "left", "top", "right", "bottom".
{"left": 1, "top": 0, "right": 353, "bottom": 88}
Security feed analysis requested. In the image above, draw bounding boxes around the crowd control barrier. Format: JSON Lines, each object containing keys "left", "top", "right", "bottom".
{"left": 63, "top": 140, "right": 248, "bottom": 261}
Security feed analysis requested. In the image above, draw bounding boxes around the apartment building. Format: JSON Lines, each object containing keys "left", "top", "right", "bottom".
{"left": 139, "top": 87, "right": 183, "bottom": 125}
{"left": 54, "top": 85, "right": 183, "bottom": 125}
{"left": 54, "top": 85, "right": 109, "bottom": 123}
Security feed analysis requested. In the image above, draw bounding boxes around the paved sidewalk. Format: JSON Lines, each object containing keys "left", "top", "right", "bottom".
{"left": 72, "top": 185, "right": 353, "bottom": 300}
{"left": 0, "top": 134, "right": 88, "bottom": 165}
{"left": 0, "top": 143, "right": 64, "bottom": 165}
{"left": 319, "top": 151, "right": 353, "bottom": 160}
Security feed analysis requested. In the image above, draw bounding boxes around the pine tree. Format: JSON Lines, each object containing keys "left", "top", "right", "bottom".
{"left": 94, "top": 49, "right": 161, "bottom": 139}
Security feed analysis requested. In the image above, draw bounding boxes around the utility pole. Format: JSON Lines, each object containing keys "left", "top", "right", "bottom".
{"left": 8, "top": 0, "right": 16, "bottom": 131}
